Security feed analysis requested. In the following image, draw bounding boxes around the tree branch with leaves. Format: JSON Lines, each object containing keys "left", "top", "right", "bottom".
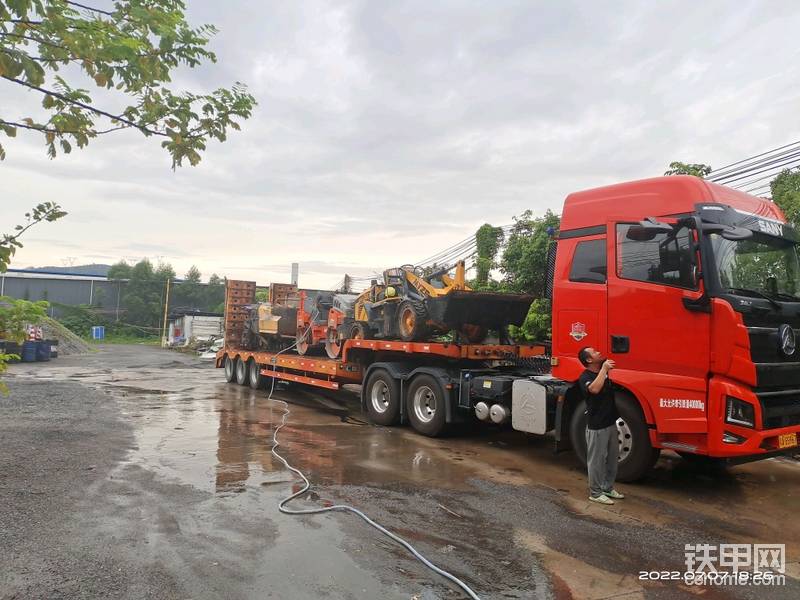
{"left": 664, "top": 161, "right": 712, "bottom": 178}
{"left": 1, "top": 201, "right": 67, "bottom": 272}
{"left": 0, "top": 0, "right": 256, "bottom": 167}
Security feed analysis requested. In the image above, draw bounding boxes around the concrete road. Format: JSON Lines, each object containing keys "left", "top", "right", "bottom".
{"left": 1, "top": 344, "right": 798, "bottom": 599}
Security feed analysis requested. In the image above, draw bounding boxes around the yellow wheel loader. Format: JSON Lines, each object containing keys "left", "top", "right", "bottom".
{"left": 339, "top": 261, "right": 534, "bottom": 343}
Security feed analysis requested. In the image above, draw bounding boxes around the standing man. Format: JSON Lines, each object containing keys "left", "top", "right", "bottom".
{"left": 577, "top": 346, "right": 625, "bottom": 505}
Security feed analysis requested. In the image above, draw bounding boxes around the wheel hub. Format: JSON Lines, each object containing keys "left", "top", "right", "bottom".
{"left": 370, "top": 380, "right": 390, "bottom": 414}
{"left": 412, "top": 386, "right": 436, "bottom": 423}
{"left": 616, "top": 417, "right": 633, "bottom": 462}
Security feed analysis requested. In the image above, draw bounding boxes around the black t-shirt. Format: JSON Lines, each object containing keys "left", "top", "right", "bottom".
{"left": 578, "top": 368, "right": 619, "bottom": 430}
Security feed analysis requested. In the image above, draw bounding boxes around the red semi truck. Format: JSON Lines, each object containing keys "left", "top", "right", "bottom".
{"left": 217, "top": 175, "right": 800, "bottom": 480}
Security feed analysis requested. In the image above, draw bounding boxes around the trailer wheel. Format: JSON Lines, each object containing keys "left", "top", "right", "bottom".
{"left": 235, "top": 356, "right": 248, "bottom": 385}
{"left": 248, "top": 358, "right": 264, "bottom": 389}
{"left": 568, "top": 392, "right": 659, "bottom": 482}
{"left": 223, "top": 355, "right": 236, "bottom": 383}
{"left": 365, "top": 369, "right": 401, "bottom": 425}
{"left": 406, "top": 374, "right": 448, "bottom": 437}
{"left": 398, "top": 300, "right": 429, "bottom": 342}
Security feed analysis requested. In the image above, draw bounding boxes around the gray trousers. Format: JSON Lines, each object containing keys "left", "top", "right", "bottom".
{"left": 586, "top": 424, "right": 619, "bottom": 497}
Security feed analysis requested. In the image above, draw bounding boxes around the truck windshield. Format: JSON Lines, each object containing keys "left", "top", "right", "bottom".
{"left": 710, "top": 233, "right": 800, "bottom": 299}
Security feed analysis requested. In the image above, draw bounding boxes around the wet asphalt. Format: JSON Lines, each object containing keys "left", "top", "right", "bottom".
{"left": 1, "top": 344, "right": 799, "bottom": 600}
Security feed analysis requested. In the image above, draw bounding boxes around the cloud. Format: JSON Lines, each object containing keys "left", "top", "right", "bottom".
{"left": 3, "top": 1, "right": 800, "bottom": 287}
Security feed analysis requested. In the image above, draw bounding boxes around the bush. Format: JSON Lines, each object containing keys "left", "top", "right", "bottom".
{"left": 52, "top": 303, "right": 156, "bottom": 340}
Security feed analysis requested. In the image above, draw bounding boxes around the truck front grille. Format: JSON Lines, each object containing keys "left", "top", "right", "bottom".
{"left": 756, "top": 390, "right": 800, "bottom": 429}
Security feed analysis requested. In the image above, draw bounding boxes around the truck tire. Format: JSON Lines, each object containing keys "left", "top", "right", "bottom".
{"left": 248, "top": 358, "right": 264, "bottom": 389}
{"left": 568, "top": 392, "right": 659, "bottom": 482}
{"left": 397, "top": 300, "right": 429, "bottom": 341}
{"left": 365, "top": 369, "right": 401, "bottom": 425}
{"left": 406, "top": 374, "right": 448, "bottom": 437}
{"left": 235, "top": 357, "right": 248, "bottom": 385}
{"left": 224, "top": 355, "right": 236, "bottom": 383}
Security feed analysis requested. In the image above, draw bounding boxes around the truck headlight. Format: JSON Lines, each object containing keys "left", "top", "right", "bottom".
{"left": 725, "top": 397, "right": 755, "bottom": 428}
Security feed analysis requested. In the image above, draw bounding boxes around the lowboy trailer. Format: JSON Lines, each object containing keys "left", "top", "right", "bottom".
{"left": 217, "top": 175, "right": 800, "bottom": 481}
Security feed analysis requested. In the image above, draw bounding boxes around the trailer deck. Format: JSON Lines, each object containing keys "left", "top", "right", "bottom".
{"left": 216, "top": 338, "right": 546, "bottom": 391}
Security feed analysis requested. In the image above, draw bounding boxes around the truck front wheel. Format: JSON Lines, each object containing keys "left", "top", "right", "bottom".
{"left": 569, "top": 392, "right": 660, "bottom": 482}
{"left": 406, "top": 374, "right": 448, "bottom": 437}
{"left": 365, "top": 369, "right": 401, "bottom": 426}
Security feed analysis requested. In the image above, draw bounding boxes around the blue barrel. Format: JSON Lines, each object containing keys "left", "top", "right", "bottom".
{"left": 21, "top": 341, "right": 38, "bottom": 362}
{"left": 36, "top": 340, "right": 51, "bottom": 361}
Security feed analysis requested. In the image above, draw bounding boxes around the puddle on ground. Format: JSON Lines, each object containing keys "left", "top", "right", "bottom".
{"left": 8, "top": 347, "right": 800, "bottom": 598}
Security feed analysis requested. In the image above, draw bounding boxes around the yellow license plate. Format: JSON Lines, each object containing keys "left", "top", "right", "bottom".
{"left": 778, "top": 433, "right": 798, "bottom": 449}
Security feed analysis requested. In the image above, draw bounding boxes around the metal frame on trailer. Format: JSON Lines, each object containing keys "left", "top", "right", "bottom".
{"left": 216, "top": 339, "right": 546, "bottom": 392}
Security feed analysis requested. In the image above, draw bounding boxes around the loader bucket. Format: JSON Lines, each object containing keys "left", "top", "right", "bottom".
{"left": 425, "top": 290, "right": 535, "bottom": 330}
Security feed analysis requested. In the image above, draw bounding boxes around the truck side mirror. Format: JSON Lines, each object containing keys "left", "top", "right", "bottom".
{"left": 628, "top": 217, "right": 675, "bottom": 241}
{"left": 700, "top": 222, "right": 753, "bottom": 240}
{"left": 720, "top": 226, "right": 753, "bottom": 241}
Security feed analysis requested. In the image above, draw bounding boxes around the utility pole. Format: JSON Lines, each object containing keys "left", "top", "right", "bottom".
{"left": 161, "top": 278, "right": 171, "bottom": 347}
{"left": 115, "top": 281, "right": 121, "bottom": 321}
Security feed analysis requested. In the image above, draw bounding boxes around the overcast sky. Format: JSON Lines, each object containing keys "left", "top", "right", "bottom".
{"left": 3, "top": 1, "right": 800, "bottom": 288}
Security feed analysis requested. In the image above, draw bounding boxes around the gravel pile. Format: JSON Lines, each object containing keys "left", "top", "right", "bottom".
{"left": 41, "top": 317, "right": 91, "bottom": 355}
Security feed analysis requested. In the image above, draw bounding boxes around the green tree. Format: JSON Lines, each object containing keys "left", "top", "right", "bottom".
{"left": 0, "top": 297, "right": 48, "bottom": 393}
{"left": 474, "top": 223, "right": 504, "bottom": 289}
{"left": 154, "top": 262, "right": 175, "bottom": 281}
{"left": 1, "top": 203, "right": 64, "bottom": 393}
{"left": 184, "top": 265, "right": 201, "bottom": 283}
{"left": 664, "top": 161, "right": 712, "bottom": 177}
{"left": 1, "top": 202, "right": 66, "bottom": 272}
{"left": 172, "top": 264, "right": 202, "bottom": 309}
{"left": 500, "top": 209, "right": 560, "bottom": 341}
{"left": 770, "top": 169, "right": 800, "bottom": 226}
{"left": 0, "top": 0, "right": 256, "bottom": 167}
{"left": 206, "top": 273, "right": 225, "bottom": 312}
{"left": 107, "top": 259, "right": 132, "bottom": 280}
{"left": 118, "top": 258, "right": 168, "bottom": 328}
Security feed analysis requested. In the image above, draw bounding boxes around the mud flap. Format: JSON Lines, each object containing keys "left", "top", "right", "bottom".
{"left": 554, "top": 383, "right": 582, "bottom": 453}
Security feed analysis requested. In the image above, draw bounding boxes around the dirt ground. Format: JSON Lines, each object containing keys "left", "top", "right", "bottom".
{"left": 1, "top": 344, "right": 798, "bottom": 600}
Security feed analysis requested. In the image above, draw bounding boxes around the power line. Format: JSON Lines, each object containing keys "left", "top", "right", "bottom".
{"left": 711, "top": 149, "right": 800, "bottom": 186}
{"left": 709, "top": 139, "right": 800, "bottom": 178}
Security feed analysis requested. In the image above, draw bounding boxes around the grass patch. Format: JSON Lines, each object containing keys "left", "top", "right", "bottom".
{"left": 85, "top": 335, "right": 161, "bottom": 346}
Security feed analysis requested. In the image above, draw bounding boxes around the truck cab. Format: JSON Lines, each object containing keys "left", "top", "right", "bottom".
{"left": 551, "top": 175, "right": 800, "bottom": 475}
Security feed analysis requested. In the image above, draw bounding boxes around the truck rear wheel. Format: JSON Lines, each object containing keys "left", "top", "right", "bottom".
{"left": 224, "top": 355, "right": 236, "bottom": 383}
{"left": 568, "top": 392, "right": 659, "bottom": 482}
{"left": 235, "top": 357, "right": 248, "bottom": 385}
{"left": 248, "top": 358, "right": 264, "bottom": 389}
{"left": 406, "top": 374, "right": 448, "bottom": 437}
{"left": 365, "top": 369, "right": 401, "bottom": 425}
